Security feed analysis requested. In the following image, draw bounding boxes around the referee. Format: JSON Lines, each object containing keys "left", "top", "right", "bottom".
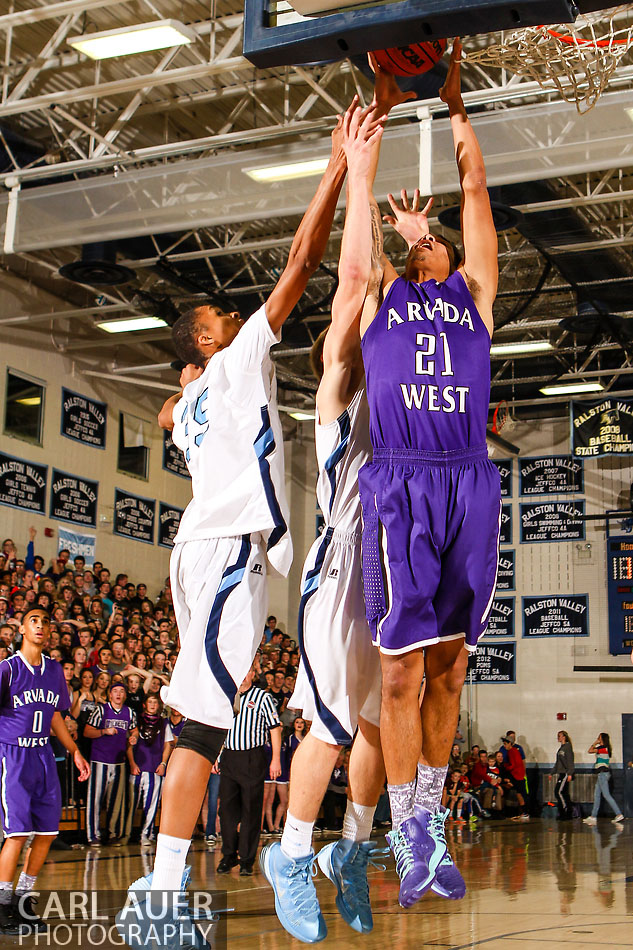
{"left": 217, "top": 663, "right": 282, "bottom": 876}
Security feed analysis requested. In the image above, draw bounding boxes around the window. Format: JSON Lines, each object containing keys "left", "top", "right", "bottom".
{"left": 118, "top": 412, "right": 149, "bottom": 480}
{"left": 4, "top": 370, "right": 45, "bottom": 444}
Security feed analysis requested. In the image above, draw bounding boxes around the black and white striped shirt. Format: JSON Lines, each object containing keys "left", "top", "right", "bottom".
{"left": 224, "top": 687, "right": 280, "bottom": 750}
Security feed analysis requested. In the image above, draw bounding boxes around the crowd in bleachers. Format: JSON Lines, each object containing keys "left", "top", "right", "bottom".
{"left": 0, "top": 532, "right": 305, "bottom": 846}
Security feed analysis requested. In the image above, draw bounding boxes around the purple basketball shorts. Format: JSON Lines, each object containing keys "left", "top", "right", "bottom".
{"left": 359, "top": 444, "right": 501, "bottom": 655}
{"left": 0, "top": 742, "right": 62, "bottom": 836}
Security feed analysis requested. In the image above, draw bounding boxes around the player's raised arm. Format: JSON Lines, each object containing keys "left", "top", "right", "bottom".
{"left": 264, "top": 111, "right": 350, "bottom": 335}
{"left": 440, "top": 38, "right": 497, "bottom": 334}
{"left": 360, "top": 58, "right": 413, "bottom": 334}
{"left": 323, "top": 106, "right": 384, "bottom": 375}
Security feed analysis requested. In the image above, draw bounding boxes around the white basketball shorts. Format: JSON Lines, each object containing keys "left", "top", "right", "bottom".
{"left": 163, "top": 533, "right": 268, "bottom": 730}
{"left": 290, "top": 527, "right": 381, "bottom": 746}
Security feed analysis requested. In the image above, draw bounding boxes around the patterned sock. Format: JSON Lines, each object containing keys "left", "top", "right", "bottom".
{"left": 15, "top": 872, "right": 37, "bottom": 896}
{"left": 342, "top": 801, "right": 376, "bottom": 842}
{"left": 414, "top": 763, "right": 448, "bottom": 814}
{"left": 0, "top": 882, "right": 13, "bottom": 905}
{"left": 387, "top": 780, "right": 416, "bottom": 831}
{"left": 281, "top": 813, "right": 314, "bottom": 860}
{"left": 151, "top": 834, "right": 191, "bottom": 892}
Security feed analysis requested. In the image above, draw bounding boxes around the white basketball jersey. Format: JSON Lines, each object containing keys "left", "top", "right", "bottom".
{"left": 171, "top": 305, "right": 292, "bottom": 576}
{"left": 315, "top": 387, "right": 371, "bottom": 533}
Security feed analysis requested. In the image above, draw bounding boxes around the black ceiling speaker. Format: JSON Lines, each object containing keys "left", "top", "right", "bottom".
{"left": 438, "top": 200, "right": 523, "bottom": 233}
{"left": 59, "top": 242, "right": 135, "bottom": 285}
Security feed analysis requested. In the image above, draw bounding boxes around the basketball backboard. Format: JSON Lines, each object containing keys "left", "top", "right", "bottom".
{"left": 243, "top": 0, "right": 579, "bottom": 68}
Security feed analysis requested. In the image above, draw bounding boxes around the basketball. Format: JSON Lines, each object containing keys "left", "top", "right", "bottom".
{"left": 372, "top": 39, "right": 447, "bottom": 76}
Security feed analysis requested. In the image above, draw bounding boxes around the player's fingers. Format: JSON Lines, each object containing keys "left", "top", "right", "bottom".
{"left": 386, "top": 193, "right": 401, "bottom": 215}
{"left": 401, "top": 187, "right": 410, "bottom": 210}
{"left": 411, "top": 188, "right": 420, "bottom": 212}
{"left": 421, "top": 196, "right": 434, "bottom": 216}
{"left": 382, "top": 215, "right": 396, "bottom": 227}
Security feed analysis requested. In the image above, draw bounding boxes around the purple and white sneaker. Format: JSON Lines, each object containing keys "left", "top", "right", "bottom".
{"left": 416, "top": 807, "right": 466, "bottom": 901}
{"left": 386, "top": 813, "right": 447, "bottom": 908}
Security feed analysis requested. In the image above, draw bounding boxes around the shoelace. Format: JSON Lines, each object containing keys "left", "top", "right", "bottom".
{"left": 429, "top": 810, "right": 448, "bottom": 848}
{"left": 390, "top": 831, "right": 415, "bottom": 878}
{"left": 285, "top": 856, "right": 320, "bottom": 922}
{"left": 344, "top": 845, "right": 389, "bottom": 903}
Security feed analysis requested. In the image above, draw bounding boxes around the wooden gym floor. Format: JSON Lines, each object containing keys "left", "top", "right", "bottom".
{"left": 11, "top": 819, "right": 633, "bottom": 949}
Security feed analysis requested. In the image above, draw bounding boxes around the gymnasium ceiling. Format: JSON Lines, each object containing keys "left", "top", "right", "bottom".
{"left": 1, "top": 0, "right": 633, "bottom": 427}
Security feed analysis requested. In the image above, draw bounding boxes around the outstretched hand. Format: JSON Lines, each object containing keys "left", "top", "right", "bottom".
{"left": 341, "top": 101, "right": 386, "bottom": 178}
{"left": 439, "top": 38, "right": 463, "bottom": 105}
{"left": 383, "top": 188, "right": 434, "bottom": 247}
{"left": 368, "top": 52, "right": 417, "bottom": 112}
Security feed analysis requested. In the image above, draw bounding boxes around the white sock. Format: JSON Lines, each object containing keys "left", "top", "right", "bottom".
{"left": 15, "top": 872, "right": 37, "bottom": 896}
{"left": 280, "top": 813, "right": 314, "bottom": 860}
{"left": 342, "top": 801, "right": 376, "bottom": 842}
{"left": 151, "top": 834, "right": 191, "bottom": 892}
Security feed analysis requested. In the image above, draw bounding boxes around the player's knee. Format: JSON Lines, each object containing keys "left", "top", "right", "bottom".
{"left": 178, "top": 720, "right": 227, "bottom": 765}
{"left": 426, "top": 649, "right": 468, "bottom": 696}
{"left": 381, "top": 660, "right": 421, "bottom": 703}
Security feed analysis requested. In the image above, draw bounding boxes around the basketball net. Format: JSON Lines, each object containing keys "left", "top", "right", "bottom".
{"left": 462, "top": 5, "right": 633, "bottom": 113}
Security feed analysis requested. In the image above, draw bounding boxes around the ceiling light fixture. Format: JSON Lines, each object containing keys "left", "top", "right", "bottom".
{"left": 96, "top": 316, "right": 168, "bottom": 334}
{"left": 539, "top": 381, "right": 605, "bottom": 396}
{"left": 244, "top": 158, "right": 329, "bottom": 183}
{"left": 287, "top": 411, "right": 316, "bottom": 421}
{"left": 490, "top": 340, "right": 554, "bottom": 356}
{"left": 68, "top": 20, "right": 197, "bottom": 60}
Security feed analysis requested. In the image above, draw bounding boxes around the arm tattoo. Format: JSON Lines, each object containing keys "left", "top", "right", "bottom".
{"left": 369, "top": 200, "right": 384, "bottom": 271}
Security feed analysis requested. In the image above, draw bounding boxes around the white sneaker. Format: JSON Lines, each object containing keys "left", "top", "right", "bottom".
{"left": 583, "top": 816, "right": 597, "bottom": 825}
{"left": 612, "top": 814, "right": 624, "bottom": 823}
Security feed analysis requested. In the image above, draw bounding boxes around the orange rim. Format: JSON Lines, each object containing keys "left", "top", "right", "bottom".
{"left": 541, "top": 25, "right": 632, "bottom": 47}
{"left": 492, "top": 400, "right": 508, "bottom": 435}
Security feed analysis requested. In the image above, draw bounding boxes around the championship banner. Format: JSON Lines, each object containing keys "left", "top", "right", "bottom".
{"left": 520, "top": 501, "right": 585, "bottom": 543}
{"left": 61, "top": 388, "right": 107, "bottom": 449}
{"left": 50, "top": 469, "right": 98, "bottom": 527}
{"left": 522, "top": 594, "right": 589, "bottom": 638}
{"left": 57, "top": 527, "right": 96, "bottom": 565}
{"left": 163, "top": 430, "right": 189, "bottom": 479}
{"left": 496, "top": 549, "right": 515, "bottom": 592}
{"left": 113, "top": 489, "right": 155, "bottom": 544}
{"left": 0, "top": 451, "right": 47, "bottom": 513}
{"left": 484, "top": 597, "right": 515, "bottom": 638}
{"left": 572, "top": 397, "right": 633, "bottom": 457}
{"left": 491, "top": 458, "right": 513, "bottom": 498}
{"left": 519, "top": 455, "right": 583, "bottom": 496}
{"left": 157, "top": 502, "right": 183, "bottom": 548}
{"left": 500, "top": 504, "right": 513, "bottom": 545}
{"left": 467, "top": 641, "right": 516, "bottom": 683}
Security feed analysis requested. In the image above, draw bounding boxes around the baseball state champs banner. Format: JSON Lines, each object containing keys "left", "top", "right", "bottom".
{"left": 522, "top": 594, "right": 589, "bottom": 638}
{"left": 571, "top": 397, "right": 633, "bottom": 457}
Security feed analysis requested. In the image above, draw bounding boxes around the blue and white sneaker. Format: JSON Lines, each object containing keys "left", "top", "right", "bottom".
{"left": 317, "top": 839, "right": 383, "bottom": 933}
{"left": 115, "top": 866, "right": 213, "bottom": 949}
{"left": 387, "top": 813, "right": 447, "bottom": 908}
{"left": 260, "top": 842, "right": 326, "bottom": 944}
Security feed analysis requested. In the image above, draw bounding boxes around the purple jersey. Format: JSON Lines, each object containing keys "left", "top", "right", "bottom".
{"left": 135, "top": 716, "right": 169, "bottom": 773}
{"left": 88, "top": 702, "right": 136, "bottom": 764}
{"left": 0, "top": 652, "right": 69, "bottom": 748}
{"left": 362, "top": 273, "right": 491, "bottom": 451}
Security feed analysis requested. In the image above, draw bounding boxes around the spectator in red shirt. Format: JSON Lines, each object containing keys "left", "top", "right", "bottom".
{"left": 501, "top": 736, "right": 529, "bottom": 819}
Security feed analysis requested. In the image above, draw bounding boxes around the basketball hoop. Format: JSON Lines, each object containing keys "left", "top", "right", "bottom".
{"left": 491, "top": 399, "right": 509, "bottom": 434}
{"left": 462, "top": 5, "right": 633, "bottom": 113}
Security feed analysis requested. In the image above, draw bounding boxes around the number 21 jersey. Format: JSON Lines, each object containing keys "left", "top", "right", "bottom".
{"left": 361, "top": 272, "right": 491, "bottom": 452}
